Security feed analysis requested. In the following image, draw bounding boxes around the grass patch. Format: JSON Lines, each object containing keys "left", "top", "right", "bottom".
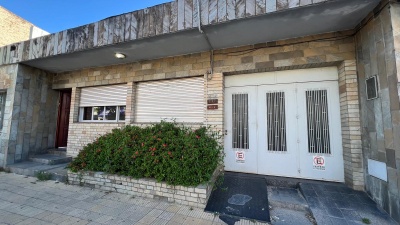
{"left": 362, "top": 218, "right": 371, "bottom": 224}
{"left": 36, "top": 172, "right": 52, "bottom": 181}
{"left": 0, "top": 167, "right": 10, "bottom": 173}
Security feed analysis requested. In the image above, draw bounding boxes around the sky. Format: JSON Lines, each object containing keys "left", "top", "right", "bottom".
{"left": 0, "top": 0, "right": 170, "bottom": 33}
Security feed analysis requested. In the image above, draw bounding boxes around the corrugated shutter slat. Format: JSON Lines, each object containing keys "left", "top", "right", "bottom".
{"left": 136, "top": 77, "right": 204, "bottom": 123}
{"left": 80, "top": 84, "right": 127, "bottom": 107}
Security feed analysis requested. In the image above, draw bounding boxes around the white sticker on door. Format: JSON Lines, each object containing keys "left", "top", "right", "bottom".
{"left": 313, "top": 156, "right": 325, "bottom": 170}
{"left": 236, "top": 151, "right": 245, "bottom": 163}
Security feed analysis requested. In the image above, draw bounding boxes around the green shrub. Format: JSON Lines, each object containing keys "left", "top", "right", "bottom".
{"left": 68, "top": 121, "right": 223, "bottom": 186}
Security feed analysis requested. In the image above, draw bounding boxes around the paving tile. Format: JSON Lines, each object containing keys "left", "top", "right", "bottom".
{"left": 138, "top": 215, "right": 157, "bottom": 224}
{"left": 340, "top": 209, "right": 362, "bottom": 221}
{"left": 329, "top": 217, "right": 348, "bottom": 225}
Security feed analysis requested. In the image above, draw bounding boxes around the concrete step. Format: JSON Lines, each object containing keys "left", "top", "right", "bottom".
{"left": 29, "top": 154, "right": 72, "bottom": 165}
{"left": 7, "top": 161, "right": 68, "bottom": 182}
{"left": 268, "top": 186, "right": 310, "bottom": 213}
{"left": 47, "top": 148, "right": 68, "bottom": 156}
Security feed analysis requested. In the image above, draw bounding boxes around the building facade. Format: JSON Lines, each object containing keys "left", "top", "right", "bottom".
{"left": 0, "top": 6, "right": 48, "bottom": 47}
{"left": 0, "top": 0, "right": 399, "bottom": 222}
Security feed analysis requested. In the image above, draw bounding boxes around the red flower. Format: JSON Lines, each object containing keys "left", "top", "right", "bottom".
{"left": 162, "top": 144, "right": 167, "bottom": 147}
{"left": 141, "top": 143, "right": 144, "bottom": 147}
{"left": 168, "top": 151, "right": 172, "bottom": 155}
{"left": 152, "top": 153, "right": 155, "bottom": 156}
{"left": 196, "top": 135, "right": 200, "bottom": 139}
{"left": 135, "top": 151, "right": 139, "bottom": 155}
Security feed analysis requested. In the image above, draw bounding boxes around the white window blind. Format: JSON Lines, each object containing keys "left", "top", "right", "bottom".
{"left": 80, "top": 84, "right": 127, "bottom": 107}
{"left": 136, "top": 77, "right": 204, "bottom": 123}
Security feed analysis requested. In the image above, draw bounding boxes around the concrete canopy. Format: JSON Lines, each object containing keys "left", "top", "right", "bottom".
{"left": 6, "top": 0, "right": 380, "bottom": 73}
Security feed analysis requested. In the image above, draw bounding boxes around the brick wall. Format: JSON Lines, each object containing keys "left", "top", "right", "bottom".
{"left": 356, "top": 3, "right": 400, "bottom": 222}
{"left": 55, "top": 31, "right": 364, "bottom": 189}
{"left": 68, "top": 170, "right": 219, "bottom": 209}
{"left": 0, "top": 7, "right": 33, "bottom": 47}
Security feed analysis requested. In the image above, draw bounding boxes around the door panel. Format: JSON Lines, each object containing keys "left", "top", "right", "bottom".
{"left": 224, "top": 74, "right": 344, "bottom": 181}
{"left": 257, "top": 84, "right": 299, "bottom": 177}
{"left": 296, "top": 81, "right": 344, "bottom": 182}
{"left": 224, "top": 87, "right": 257, "bottom": 174}
{"left": 56, "top": 91, "right": 71, "bottom": 148}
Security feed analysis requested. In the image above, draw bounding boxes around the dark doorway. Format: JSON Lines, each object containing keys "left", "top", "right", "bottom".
{"left": 56, "top": 90, "right": 71, "bottom": 148}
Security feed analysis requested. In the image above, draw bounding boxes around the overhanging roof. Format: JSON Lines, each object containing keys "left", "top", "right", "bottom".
{"left": 0, "top": 0, "right": 380, "bottom": 73}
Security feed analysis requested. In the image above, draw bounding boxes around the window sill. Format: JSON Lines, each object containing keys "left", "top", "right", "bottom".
{"left": 77, "top": 121, "right": 125, "bottom": 124}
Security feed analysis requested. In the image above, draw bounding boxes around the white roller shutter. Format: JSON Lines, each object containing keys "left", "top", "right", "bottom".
{"left": 80, "top": 84, "right": 127, "bottom": 107}
{"left": 136, "top": 77, "right": 204, "bottom": 123}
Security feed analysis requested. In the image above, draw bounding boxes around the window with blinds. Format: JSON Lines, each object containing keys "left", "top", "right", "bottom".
{"left": 79, "top": 84, "right": 127, "bottom": 122}
{"left": 135, "top": 77, "right": 204, "bottom": 123}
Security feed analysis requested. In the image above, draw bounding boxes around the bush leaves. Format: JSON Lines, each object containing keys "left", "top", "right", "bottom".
{"left": 68, "top": 121, "right": 223, "bottom": 186}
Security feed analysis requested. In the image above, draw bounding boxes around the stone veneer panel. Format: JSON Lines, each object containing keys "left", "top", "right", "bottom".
{"left": 0, "top": 64, "right": 17, "bottom": 167}
{"left": 356, "top": 3, "right": 400, "bottom": 222}
{"left": 0, "top": 64, "right": 58, "bottom": 165}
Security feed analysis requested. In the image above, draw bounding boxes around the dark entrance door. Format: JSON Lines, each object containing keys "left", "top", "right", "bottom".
{"left": 56, "top": 90, "right": 71, "bottom": 148}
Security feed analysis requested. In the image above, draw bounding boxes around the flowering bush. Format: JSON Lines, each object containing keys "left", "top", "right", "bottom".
{"left": 68, "top": 121, "right": 223, "bottom": 186}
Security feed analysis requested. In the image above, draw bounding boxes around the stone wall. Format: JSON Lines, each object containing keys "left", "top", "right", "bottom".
{"left": 0, "top": 64, "right": 18, "bottom": 167}
{"left": 0, "top": 7, "right": 33, "bottom": 47}
{"left": 6, "top": 65, "right": 58, "bottom": 164}
{"left": 355, "top": 3, "right": 400, "bottom": 222}
{"left": 67, "top": 170, "right": 217, "bottom": 209}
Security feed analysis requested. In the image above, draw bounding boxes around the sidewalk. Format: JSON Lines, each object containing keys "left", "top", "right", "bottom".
{"left": 0, "top": 172, "right": 269, "bottom": 225}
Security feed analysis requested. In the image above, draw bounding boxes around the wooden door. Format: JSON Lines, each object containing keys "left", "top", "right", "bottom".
{"left": 56, "top": 90, "right": 71, "bottom": 148}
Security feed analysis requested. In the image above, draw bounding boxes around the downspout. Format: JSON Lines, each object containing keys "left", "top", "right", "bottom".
{"left": 196, "top": 0, "right": 214, "bottom": 76}
{"left": 196, "top": 0, "right": 214, "bottom": 128}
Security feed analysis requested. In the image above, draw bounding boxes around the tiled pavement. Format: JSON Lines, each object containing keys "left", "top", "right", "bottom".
{"left": 299, "top": 182, "right": 397, "bottom": 225}
{"left": 0, "top": 172, "right": 268, "bottom": 225}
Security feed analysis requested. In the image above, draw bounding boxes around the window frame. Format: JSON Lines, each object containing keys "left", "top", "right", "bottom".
{"left": 79, "top": 105, "right": 126, "bottom": 122}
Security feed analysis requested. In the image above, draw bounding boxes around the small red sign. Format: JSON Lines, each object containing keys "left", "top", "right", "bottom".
{"left": 207, "top": 99, "right": 218, "bottom": 104}
{"left": 207, "top": 105, "right": 218, "bottom": 110}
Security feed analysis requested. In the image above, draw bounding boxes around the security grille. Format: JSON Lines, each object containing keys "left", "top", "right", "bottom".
{"left": 232, "top": 93, "right": 249, "bottom": 149}
{"left": 266, "top": 92, "right": 287, "bottom": 152}
{"left": 306, "top": 90, "right": 331, "bottom": 154}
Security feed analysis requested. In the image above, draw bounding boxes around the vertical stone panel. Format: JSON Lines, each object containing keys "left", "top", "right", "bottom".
{"left": 209, "top": 0, "right": 218, "bottom": 24}
{"left": 184, "top": 0, "right": 193, "bottom": 29}
{"left": 218, "top": 0, "right": 227, "bottom": 23}
{"left": 200, "top": 0, "right": 210, "bottom": 25}
{"left": 246, "top": 0, "right": 256, "bottom": 17}
{"left": 255, "top": 0, "right": 266, "bottom": 15}
{"left": 236, "top": 0, "right": 246, "bottom": 19}
{"left": 163, "top": 3, "right": 171, "bottom": 34}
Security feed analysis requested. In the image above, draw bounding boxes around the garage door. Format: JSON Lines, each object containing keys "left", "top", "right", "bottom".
{"left": 224, "top": 67, "right": 344, "bottom": 182}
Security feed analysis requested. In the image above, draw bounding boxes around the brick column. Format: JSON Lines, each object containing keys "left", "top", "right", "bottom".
{"left": 125, "top": 82, "right": 135, "bottom": 125}
{"left": 338, "top": 60, "right": 364, "bottom": 190}
{"left": 67, "top": 87, "right": 80, "bottom": 156}
{"left": 205, "top": 73, "right": 224, "bottom": 135}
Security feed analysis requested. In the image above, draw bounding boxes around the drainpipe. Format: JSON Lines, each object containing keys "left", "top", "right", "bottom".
{"left": 196, "top": 0, "right": 214, "bottom": 76}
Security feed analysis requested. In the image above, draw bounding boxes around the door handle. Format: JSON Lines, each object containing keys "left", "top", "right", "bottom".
{"left": 224, "top": 130, "right": 228, "bottom": 135}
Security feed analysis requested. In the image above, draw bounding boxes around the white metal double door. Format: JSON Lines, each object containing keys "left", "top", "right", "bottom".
{"left": 224, "top": 80, "right": 344, "bottom": 182}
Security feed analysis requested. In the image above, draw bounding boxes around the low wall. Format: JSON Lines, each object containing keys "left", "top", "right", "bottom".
{"left": 67, "top": 169, "right": 220, "bottom": 208}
